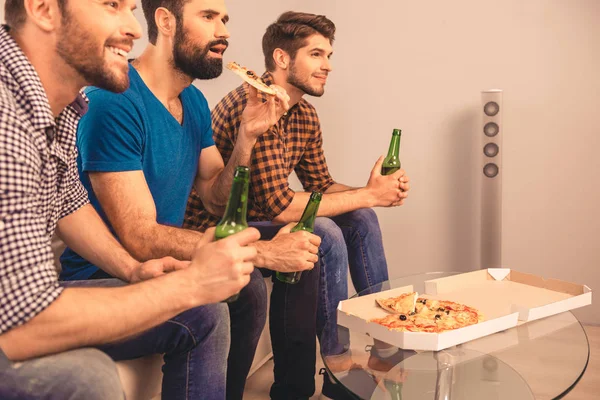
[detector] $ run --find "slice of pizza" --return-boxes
[226,61,277,95]
[375,292,418,315]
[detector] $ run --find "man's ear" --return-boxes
[273,48,291,70]
[155,7,177,40]
[23,0,61,32]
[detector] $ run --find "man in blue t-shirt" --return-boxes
[60,0,324,398]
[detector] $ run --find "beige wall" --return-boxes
[210,0,600,324]
[3,1,598,324]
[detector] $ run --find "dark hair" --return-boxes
[262,11,336,72]
[4,0,67,29]
[141,0,189,45]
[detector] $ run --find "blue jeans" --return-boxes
[84,270,267,400]
[314,208,390,356]
[0,278,231,400]
[0,347,124,400]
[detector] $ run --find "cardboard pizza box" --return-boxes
[336,269,592,351]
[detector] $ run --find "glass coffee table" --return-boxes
[322,272,590,399]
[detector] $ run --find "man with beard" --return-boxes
[184,11,412,399]
[0,0,260,399]
[59,0,322,398]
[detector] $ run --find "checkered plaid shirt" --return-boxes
[0,26,89,334]
[184,72,334,232]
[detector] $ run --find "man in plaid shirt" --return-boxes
[184,11,412,399]
[0,1,260,399]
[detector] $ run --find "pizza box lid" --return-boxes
[336,269,591,351]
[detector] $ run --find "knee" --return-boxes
[347,208,381,231]
[313,217,345,252]
[171,303,231,355]
[39,348,124,400]
[72,349,124,400]
[196,303,231,344]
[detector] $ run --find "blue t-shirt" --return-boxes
[60,65,214,280]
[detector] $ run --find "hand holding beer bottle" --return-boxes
[276,191,322,284]
[215,166,251,302]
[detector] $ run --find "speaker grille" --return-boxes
[484,143,499,157]
[484,122,499,137]
[483,163,499,178]
[484,101,500,116]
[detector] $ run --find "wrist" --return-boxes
[124,258,142,283]
[250,240,271,269]
[238,125,258,147]
[358,187,376,208]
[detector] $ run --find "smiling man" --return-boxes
[0,0,261,399]
[58,0,323,399]
[184,11,412,399]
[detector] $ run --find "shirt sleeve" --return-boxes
[294,113,335,194]
[78,89,144,173]
[213,88,295,221]
[57,145,89,220]
[0,110,63,334]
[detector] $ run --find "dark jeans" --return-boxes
[251,222,320,400]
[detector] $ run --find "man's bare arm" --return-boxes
[0,228,259,361]
[274,157,410,223]
[194,137,256,217]
[56,204,144,281]
[89,170,319,273]
[88,170,203,263]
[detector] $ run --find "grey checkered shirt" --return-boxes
[0,26,89,334]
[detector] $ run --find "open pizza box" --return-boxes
[337,268,592,351]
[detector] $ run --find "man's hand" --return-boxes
[186,227,261,304]
[364,156,410,207]
[130,257,190,283]
[239,85,290,140]
[253,223,321,272]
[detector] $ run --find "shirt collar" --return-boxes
[0,25,56,131]
[0,26,88,128]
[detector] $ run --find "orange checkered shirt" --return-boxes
[184,72,335,232]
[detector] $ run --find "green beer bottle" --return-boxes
[384,379,403,400]
[275,191,322,284]
[215,166,250,302]
[381,129,402,175]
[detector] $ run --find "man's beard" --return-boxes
[55,9,130,93]
[287,60,325,97]
[172,22,226,80]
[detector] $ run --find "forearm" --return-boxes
[273,188,375,223]
[200,130,256,215]
[326,182,356,193]
[0,273,197,361]
[57,204,139,281]
[125,224,203,262]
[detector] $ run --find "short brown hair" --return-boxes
[4,0,67,29]
[262,11,336,72]
[141,0,190,45]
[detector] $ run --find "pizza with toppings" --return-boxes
[371,292,484,333]
[226,61,277,95]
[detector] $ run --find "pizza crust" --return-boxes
[375,292,418,314]
[226,61,277,95]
